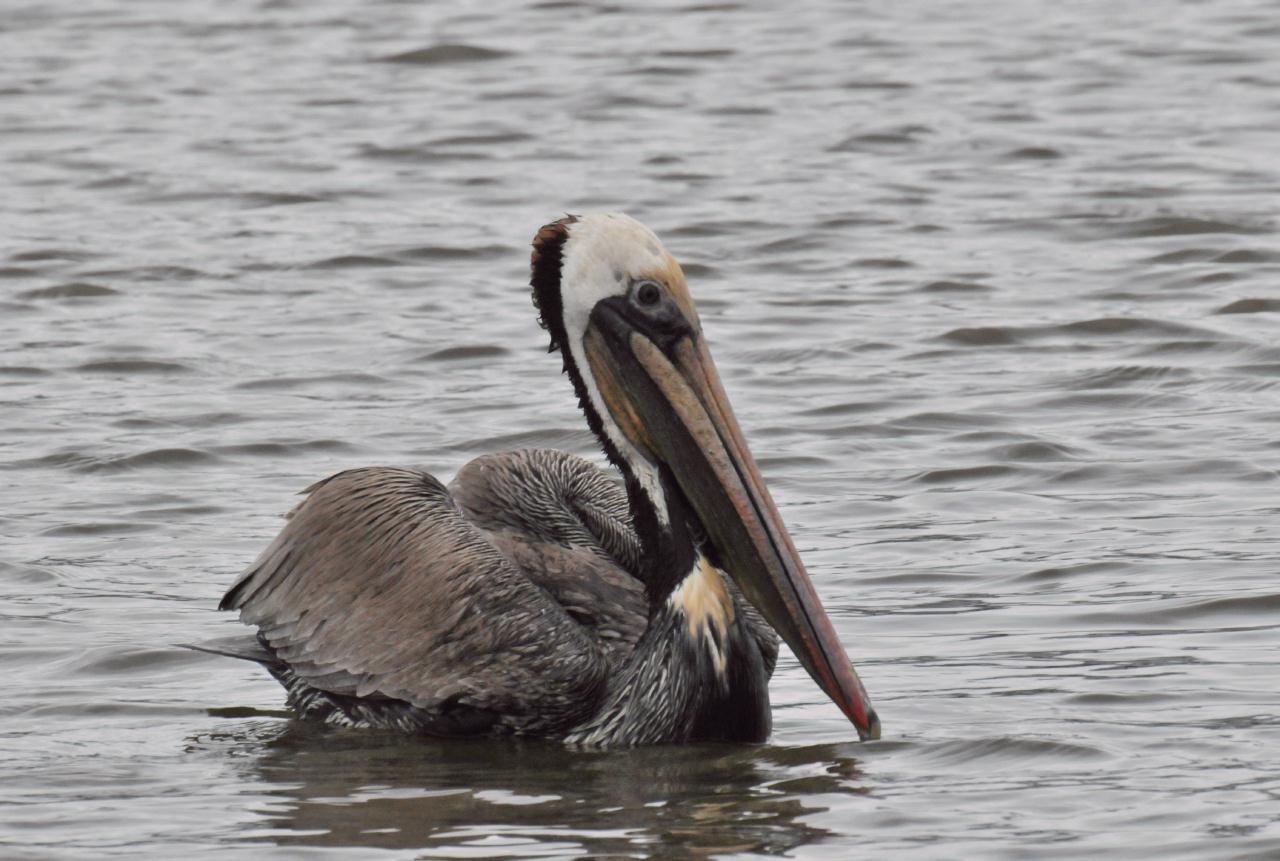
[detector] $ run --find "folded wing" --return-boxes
[221,464,622,736]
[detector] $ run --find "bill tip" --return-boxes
[861,708,882,741]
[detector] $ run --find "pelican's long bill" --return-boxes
[583,299,881,741]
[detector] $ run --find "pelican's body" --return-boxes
[204,214,878,747]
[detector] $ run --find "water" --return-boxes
[2,0,1278,857]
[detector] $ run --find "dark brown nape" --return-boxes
[529,215,579,355]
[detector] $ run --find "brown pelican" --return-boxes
[198,214,879,747]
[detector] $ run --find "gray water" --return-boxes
[2,0,1279,858]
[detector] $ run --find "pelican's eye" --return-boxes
[634,280,663,308]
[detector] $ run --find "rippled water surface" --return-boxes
[3,0,1279,858]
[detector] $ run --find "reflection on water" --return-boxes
[191,720,865,859]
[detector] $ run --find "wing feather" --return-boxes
[222,466,609,735]
[448,449,648,662]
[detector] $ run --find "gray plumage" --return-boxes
[214,448,776,745]
[216,447,778,742]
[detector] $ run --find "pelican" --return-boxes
[198,214,879,747]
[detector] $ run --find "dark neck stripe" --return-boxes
[529,216,637,528]
[530,215,577,355]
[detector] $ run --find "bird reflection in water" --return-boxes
[189,719,870,858]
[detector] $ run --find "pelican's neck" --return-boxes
[564,548,771,747]
[620,463,700,602]
[560,464,772,748]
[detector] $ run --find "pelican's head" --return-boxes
[530,213,880,742]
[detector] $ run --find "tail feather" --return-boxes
[180,635,276,665]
